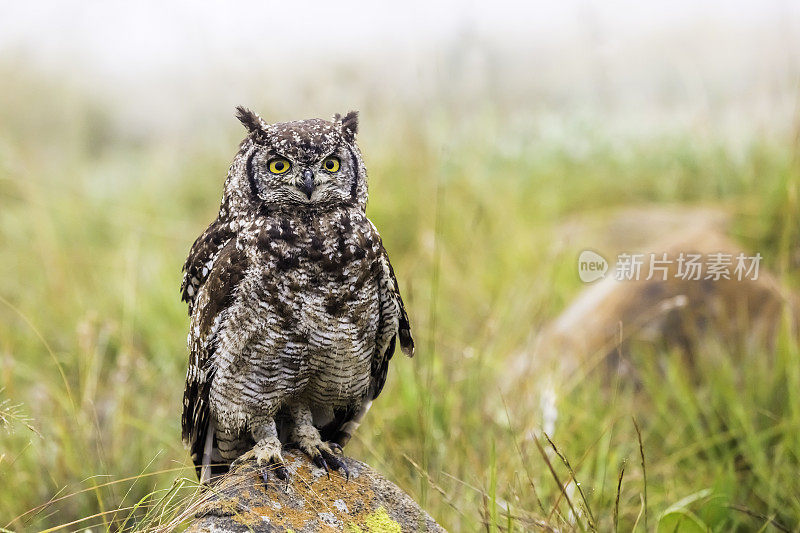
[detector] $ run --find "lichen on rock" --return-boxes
[186,450,445,532]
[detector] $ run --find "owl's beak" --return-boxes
[299,169,315,199]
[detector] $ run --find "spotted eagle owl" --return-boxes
[180,107,414,483]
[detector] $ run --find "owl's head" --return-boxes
[222,106,367,216]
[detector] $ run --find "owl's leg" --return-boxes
[217,430,252,460]
[215,428,251,477]
[233,417,288,483]
[289,403,349,479]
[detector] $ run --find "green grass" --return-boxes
[0,77,798,531]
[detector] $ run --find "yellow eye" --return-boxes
[322,156,340,173]
[268,158,291,174]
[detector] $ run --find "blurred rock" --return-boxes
[554,205,732,254]
[186,449,445,533]
[511,206,799,391]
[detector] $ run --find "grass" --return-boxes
[0,74,798,531]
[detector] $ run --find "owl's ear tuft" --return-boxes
[336,110,359,143]
[235,106,267,139]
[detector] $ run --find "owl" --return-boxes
[180,107,414,484]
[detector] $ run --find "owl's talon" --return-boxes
[259,458,289,485]
[328,442,344,455]
[313,453,333,480]
[320,446,349,480]
[273,462,290,482]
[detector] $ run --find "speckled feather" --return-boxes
[181,108,413,480]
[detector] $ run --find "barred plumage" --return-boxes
[181,107,413,483]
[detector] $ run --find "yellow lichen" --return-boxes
[363,507,402,533]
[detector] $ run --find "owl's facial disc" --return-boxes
[249,133,353,207]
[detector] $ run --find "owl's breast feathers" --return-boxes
[181,206,413,468]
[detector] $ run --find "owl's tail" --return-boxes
[199,423,216,484]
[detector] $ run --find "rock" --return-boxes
[504,206,799,435]
[185,449,445,533]
[515,206,799,381]
[533,228,796,376]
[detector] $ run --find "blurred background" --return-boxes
[1,1,799,530]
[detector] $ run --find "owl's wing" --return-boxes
[371,243,415,394]
[182,238,247,480]
[324,242,414,446]
[180,216,235,315]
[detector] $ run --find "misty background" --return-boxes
[2,0,798,140]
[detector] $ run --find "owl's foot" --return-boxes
[314,443,350,481]
[292,441,349,480]
[234,437,289,484]
[292,429,349,480]
[289,403,350,480]
[297,440,349,480]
